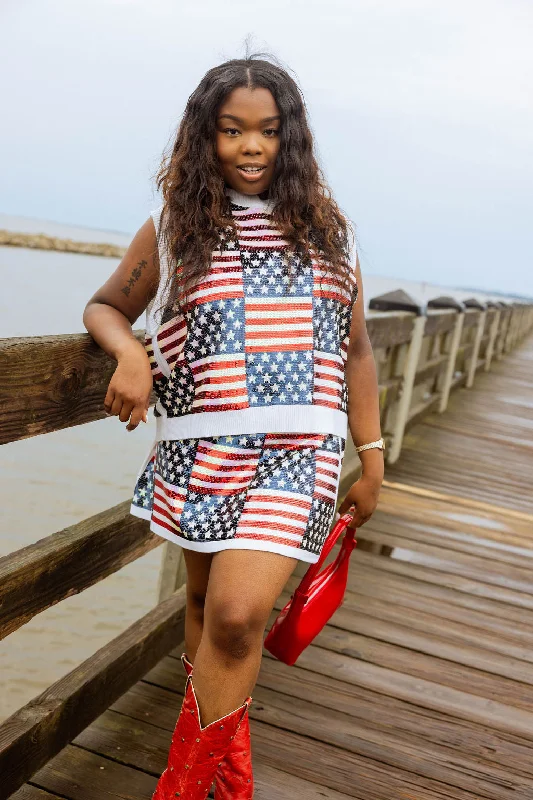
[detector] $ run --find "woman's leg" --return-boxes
[182,549,214,662]
[192,549,298,725]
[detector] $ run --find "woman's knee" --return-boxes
[187,585,207,619]
[206,598,267,660]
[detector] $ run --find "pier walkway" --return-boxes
[3,302,533,799]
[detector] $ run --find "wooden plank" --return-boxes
[424,309,457,336]
[29,746,157,800]
[362,513,533,568]
[0,330,146,445]
[161,653,533,780]
[351,568,533,638]
[405,394,441,431]
[249,719,489,800]
[78,674,499,800]
[365,312,416,348]
[374,485,533,546]
[0,502,159,640]
[346,560,533,627]
[141,659,533,795]
[350,548,533,609]
[284,572,533,662]
[462,310,482,329]
[341,590,533,664]
[349,530,533,593]
[413,353,448,386]
[304,624,533,718]
[255,655,533,778]
[10,788,63,800]
[28,740,355,800]
[263,642,533,740]
[0,588,186,798]
[381,480,533,524]
[79,691,533,800]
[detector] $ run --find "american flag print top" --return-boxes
[130,187,358,563]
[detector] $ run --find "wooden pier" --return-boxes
[1,294,532,799]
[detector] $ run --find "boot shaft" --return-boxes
[153,674,251,800]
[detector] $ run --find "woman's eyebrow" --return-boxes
[218,114,281,123]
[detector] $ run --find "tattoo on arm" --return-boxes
[121,259,148,297]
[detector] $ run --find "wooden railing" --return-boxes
[0,291,532,797]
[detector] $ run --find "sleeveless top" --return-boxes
[145,186,358,442]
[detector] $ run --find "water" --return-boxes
[0,213,519,722]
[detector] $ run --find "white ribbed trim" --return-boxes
[153,403,348,441]
[225,187,275,211]
[129,504,321,563]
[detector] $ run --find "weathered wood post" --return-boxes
[503,303,519,353]
[463,298,486,388]
[427,296,465,413]
[484,301,501,372]
[494,301,508,360]
[157,541,188,602]
[502,302,514,355]
[368,290,426,465]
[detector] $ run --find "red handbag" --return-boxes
[264,511,357,665]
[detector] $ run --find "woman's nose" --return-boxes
[242,134,263,155]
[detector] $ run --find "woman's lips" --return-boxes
[236,166,267,182]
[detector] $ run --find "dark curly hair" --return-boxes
[155,52,356,314]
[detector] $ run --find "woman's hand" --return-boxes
[104,341,153,431]
[337,470,383,529]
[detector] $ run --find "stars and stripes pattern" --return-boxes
[131,432,346,563]
[145,196,357,420]
[132,192,357,563]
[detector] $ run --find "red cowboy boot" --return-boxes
[181,653,254,799]
[153,671,251,800]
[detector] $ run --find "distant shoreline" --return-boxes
[0,230,126,258]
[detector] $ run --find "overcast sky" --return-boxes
[1,0,531,295]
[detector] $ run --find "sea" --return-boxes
[0,211,519,722]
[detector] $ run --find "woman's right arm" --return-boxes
[83,217,160,431]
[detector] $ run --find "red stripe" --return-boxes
[247,316,312,326]
[313,398,341,409]
[315,356,343,368]
[315,370,343,384]
[195,372,245,385]
[245,493,312,510]
[234,531,303,547]
[240,506,309,525]
[315,385,342,398]
[193,359,246,375]
[194,386,248,401]
[245,342,311,352]
[246,301,312,311]
[246,329,311,340]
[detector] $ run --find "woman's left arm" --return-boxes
[338,251,384,528]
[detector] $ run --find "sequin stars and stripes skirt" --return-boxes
[130,432,346,563]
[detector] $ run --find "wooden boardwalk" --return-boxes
[13,336,533,799]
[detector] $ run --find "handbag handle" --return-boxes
[296,512,355,596]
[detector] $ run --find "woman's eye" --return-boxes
[224,128,240,136]
[264,128,279,137]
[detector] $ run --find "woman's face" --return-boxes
[216,86,281,196]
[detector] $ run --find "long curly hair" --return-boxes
[155,52,356,316]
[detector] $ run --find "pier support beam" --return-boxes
[427,297,465,413]
[157,542,188,602]
[463,299,486,388]
[368,290,425,466]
